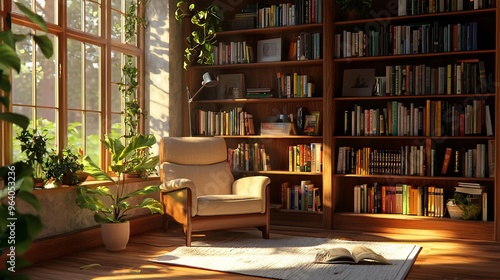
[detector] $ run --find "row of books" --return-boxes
[256,0,323,28]
[194,108,255,136]
[289,143,323,173]
[381,60,489,96]
[280,180,321,212]
[227,143,271,172]
[397,0,495,16]
[335,21,478,58]
[337,141,494,178]
[345,100,493,137]
[213,41,252,65]
[354,183,446,217]
[293,32,322,61]
[276,72,316,98]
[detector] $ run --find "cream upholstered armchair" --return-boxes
[159,137,271,246]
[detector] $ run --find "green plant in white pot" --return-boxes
[75,134,163,251]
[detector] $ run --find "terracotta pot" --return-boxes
[101,221,130,251]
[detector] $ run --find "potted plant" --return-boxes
[44,148,85,186]
[0,2,52,278]
[75,133,163,251]
[447,193,482,220]
[336,0,373,20]
[16,128,50,187]
[175,0,224,69]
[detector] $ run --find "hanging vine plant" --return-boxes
[118,0,148,138]
[175,0,224,69]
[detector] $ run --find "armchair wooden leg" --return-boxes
[184,224,192,247]
[258,224,270,239]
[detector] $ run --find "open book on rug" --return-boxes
[314,245,391,265]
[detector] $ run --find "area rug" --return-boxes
[150,231,421,280]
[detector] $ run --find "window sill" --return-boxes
[32,176,161,195]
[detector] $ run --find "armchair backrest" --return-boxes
[159,137,234,196]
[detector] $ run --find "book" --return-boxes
[441,147,452,175]
[314,246,391,265]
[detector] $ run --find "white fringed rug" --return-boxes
[150,231,421,280]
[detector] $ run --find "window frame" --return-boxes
[1,0,146,170]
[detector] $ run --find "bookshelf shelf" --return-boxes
[334,8,496,26]
[217,23,323,37]
[194,97,323,104]
[235,170,323,176]
[189,59,323,70]
[333,50,496,63]
[183,1,499,241]
[333,174,495,182]
[220,135,323,140]
[335,93,495,101]
[334,136,494,140]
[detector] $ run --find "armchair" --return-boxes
[159,137,271,246]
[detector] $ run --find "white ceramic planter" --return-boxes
[101,220,130,251]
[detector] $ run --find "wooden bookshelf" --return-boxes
[182,1,499,241]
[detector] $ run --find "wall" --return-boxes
[19,179,160,239]
[146,0,184,147]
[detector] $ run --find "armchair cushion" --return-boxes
[197,195,262,216]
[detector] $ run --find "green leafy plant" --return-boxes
[336,0,373,19]
[452,193,481,220]
[0,2,53,278]
[175,0,224,69]
[16,128,50,182]
[118,56,145,138]
[75,134,162,223]
[44,148,84,186]
[124,0,149,42]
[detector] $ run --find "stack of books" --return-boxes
[246,88,273,98]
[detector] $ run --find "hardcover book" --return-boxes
[314,246,391,265]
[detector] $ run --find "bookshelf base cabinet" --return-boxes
[334,213,494,241]
[182,1,499,242]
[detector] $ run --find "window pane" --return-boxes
[12,25,33,106]
[11,106,34,162]
[67,39,83,109]
[85,0,101,35]
[67,0,101,35]
[111,84,121,112]
[85,44,101,111]
[36,0,58,24]
[35,33,58,108]
[12,0,32,13]
[86,112,101,163]
[111,10,123,42]
[110,113,122,138]
[67,0,82,31]
[67,110,83,151]
[111,0,121,10]
[67,39,101,111]
[36,108,58,150]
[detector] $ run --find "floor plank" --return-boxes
[20,224,500,279]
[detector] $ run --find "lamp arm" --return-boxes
[188,84,206,103]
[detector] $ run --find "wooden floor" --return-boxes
[21,224,500,280]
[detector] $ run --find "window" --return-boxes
[3,0,145,169]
